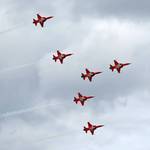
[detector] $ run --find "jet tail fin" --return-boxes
[83,127,88,133]
[53,55,57,62]
[81,73,85,80]
[74,97,78,104]
[33,19,38,26]
[109,64,115,71]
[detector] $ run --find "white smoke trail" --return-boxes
[0,62,36,75]
[36,130,79,144]
[0,23,25,35]
[0,102,64,119]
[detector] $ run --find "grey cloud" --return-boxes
[71,0,150,20]
[0,0,150,149]
[0,92,150,150]
[7,0,150,21]
[0,66,39,114]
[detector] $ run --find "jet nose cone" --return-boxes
[90,96,94,99]
[96,71,102,74]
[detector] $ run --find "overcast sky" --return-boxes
[0,0,150,150]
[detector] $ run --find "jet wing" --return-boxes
[88,76,92,82]
[86,68,90,74]
[37,14,42,19]
[114,60,119,65]
[78,92,82,97]
[81,101,84,106]
[57,50,61,55]
[90,130,94,135]
[117,68,121,73]
[88,122,92,128]
[40,22,44,27]
[59,58,63,64]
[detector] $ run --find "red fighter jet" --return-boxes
[33,14,53,27]
[109,60,131,73]
[81,68,102,82]
[83,122,104,135]
[74,92,94,106]
[53,50,73,64]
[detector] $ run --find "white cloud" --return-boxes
[0,1,150,149]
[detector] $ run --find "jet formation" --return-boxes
[74,92,94,106]
[83,122,104,135]
[81,68,102,82]
[33,14,53,27]
[109,60,131,73]
[31,13,132,136]
[53,50,73,64]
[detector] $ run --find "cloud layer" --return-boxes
[0,0,150,150]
